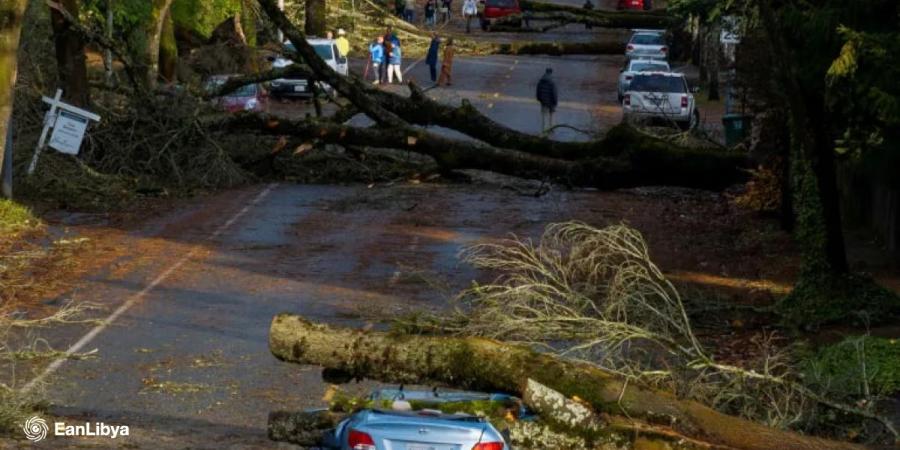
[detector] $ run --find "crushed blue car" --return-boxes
[320,388,527,450]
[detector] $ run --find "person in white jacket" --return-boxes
[462,0,477,33]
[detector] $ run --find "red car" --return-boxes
[479,0,522,30]
[617,0,651,10]
[205,75,269,113]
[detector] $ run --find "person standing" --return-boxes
[441,0,452,23]
[426,33,441,83]
[535,67,558,133]
[369,36,385,84]
[462,0,477,33]
[388,42,403,83]
[425,0,436,27]
[404,0,416,22]
[582,0,593,29]
[335,29,350,58]
[437,37,455,86]
[381,29,393,84]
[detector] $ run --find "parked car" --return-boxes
[625,31,668,60]
[322,389,520,450]
[269,38,349,98]
[479,0,522,30]
[617,58,671,102]
[616,0,643,10]
[622,72,699,130]
[205,75,268,113]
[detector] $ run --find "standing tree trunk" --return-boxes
[305,0,326,37]
[0,0,28,195]
[158,7,177,84]
[50,0,89,107]
[144,0,175,88]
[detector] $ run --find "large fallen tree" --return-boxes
[268,314,867,450]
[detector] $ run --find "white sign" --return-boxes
[27,89,101,175]
[49,110,90,155]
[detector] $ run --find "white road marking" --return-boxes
[19,183,278,394]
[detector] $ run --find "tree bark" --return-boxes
[268,409,345,446]
[518,0,670,28]
[268,314,866,450]
[50,0,89,107]
[158,7,177,84]
[145,0,175,88]
[0,0,28,188]
[305,0,326,37]
[707,21,720,101]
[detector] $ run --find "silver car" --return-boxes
[622,72,699,130]
[270,39,349,97]
[617,59,671,102]
[625,32,668,60]
[327,390,514,450]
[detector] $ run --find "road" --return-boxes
[5,4,638,449]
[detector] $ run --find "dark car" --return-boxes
[480,0,522,30]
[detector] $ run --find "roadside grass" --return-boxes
[0,200,39,236]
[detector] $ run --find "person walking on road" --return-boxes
[462,0,477,33]
[369,36,385,84]
[404,0,416,22]
[582,0,593,29]
[535,67,558,133]
[437,38,455,86]
[335,29,350,57]
[426,34,441,83]
[387,42,403,84]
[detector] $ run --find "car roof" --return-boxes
[307,38,336,45]
[631,28,665,35]
[629,59,669,66]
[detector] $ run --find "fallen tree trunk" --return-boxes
[268,409,345,446]
[520,0,671,26]
[495,10,668,30]
[493,40,624,55]
[219,113,747,190]
[268,314,866,450]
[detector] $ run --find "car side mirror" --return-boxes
[691,86,700,93]
[339,56,348,64]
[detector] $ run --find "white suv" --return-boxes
[622,72,699,130]
[270,38,349,98]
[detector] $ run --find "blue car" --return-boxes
[324,389,519,450]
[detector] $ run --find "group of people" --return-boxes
[367,30,455,87]
[325,29,350,58]
[397,0,454,26]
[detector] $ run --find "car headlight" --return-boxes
[244,98,259,110]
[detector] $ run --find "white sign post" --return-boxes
[27,89,101,175]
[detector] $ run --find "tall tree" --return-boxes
[50,0,90,106]
[754,0,900,325]
[158,7,177,83]
[305,0,326,37]
[0,0,28,194]
[144,0,175,88]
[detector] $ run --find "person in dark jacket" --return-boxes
[582,0,593,29]
[381,28,394,83]
[426,34,441,82]
[535,67,558,133]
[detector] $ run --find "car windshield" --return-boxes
[313,44,333,60]
[630,62,668,72]
[629,74,685,93]
[486,0,517,8]
[630,34,663,45]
